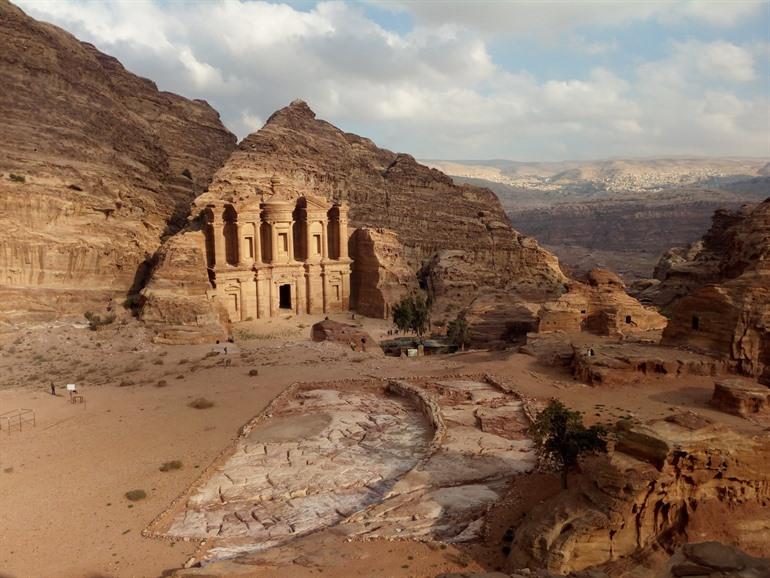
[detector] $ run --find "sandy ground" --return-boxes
[0,312,763,578]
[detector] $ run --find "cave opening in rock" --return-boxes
[279,284,292,309]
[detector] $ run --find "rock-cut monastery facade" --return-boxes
[202,196,352,322]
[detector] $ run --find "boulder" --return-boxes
[310,319,381,354]
[710,379,770,418]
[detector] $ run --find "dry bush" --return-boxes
[159,460,182,472]
[124,489,146,501]
[248,368,259,376]
[188,397,214,409]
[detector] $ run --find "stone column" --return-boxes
[338,217,349,260]
[321,220,329,260]
[252,221,262,265]
[270,222,278,264]
[211,216,226,269]
[305,219,313,262]
[235,222,244,266]
[269,280,275,317]
[287,221,295,262]
[321,269,328,313]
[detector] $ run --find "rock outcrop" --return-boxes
[310,319,380,353]
[0,0,236,322]
[537,269,667,337]
[661,542,770,578]
[654,200,770,384]
[710,379,770,418]
[143,100,567,335]
[508,414,770,574]
[348,227,417,319]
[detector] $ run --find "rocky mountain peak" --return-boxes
[265,98,317,128]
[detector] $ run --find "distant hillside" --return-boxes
[432,158,769,280]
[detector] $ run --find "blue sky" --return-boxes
[16,0,770,160]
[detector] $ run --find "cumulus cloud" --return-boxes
[14,0,769,160]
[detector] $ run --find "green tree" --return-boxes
[392,294,431,342]
[447,313,471,351]
[530,400,608,489]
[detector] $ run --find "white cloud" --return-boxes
[13,0,770,160]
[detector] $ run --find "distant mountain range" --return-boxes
[423,158,770,280]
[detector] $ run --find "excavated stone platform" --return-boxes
[157,377,535,563]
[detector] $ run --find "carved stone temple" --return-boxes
[203,196,352,322]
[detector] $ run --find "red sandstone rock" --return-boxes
[310,319,380,354]
[710,378,770,418]
[0,1,236,322]
[537,268,667,337]
[144,100,568,339]
[508,415,770,573]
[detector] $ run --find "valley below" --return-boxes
[427,158,769,280]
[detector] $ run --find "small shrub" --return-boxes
[9,173,25,183]
[188,397,214,409]
[248,368,259,377]
[159,460,182,472]
[84,311,116,330]
[123,294,144,310]
[124,489,146,501]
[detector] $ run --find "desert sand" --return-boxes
[0,312,762,578]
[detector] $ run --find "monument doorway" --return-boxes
[279,284,292,309]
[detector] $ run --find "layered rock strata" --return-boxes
[156,377,535,563]
[710,379,770,418]
[508,414,770,573]
[537,269,666,337]
[655,200,770,383]
[142,101,567,336]
[0,0,236,321]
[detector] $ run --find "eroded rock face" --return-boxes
[650,200,770,384]
[166,386,432,558]
[710,379,770,418]
[508,414,770,573]
[140,231,227,344]
[537,269,667,337]
[159,377,536,563]
[310,319,380,354]
[144,100,567,334]
[348,227,417,318]
[0,1,236,321]
[662,542,770,578]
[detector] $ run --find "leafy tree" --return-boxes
[447,313,471,351]
[392,294,431,342]
[530,400,608,489]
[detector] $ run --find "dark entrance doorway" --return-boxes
[279,284,291,309]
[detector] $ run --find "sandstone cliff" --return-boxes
[649,200,770,383]
[144,100,567,335]
[509,414,770,574]
[0,0,236,321]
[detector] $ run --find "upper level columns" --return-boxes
[210,214,226,269]
[321,220,329,260]
[338,217,349,260]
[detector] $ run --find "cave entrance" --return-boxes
[279,284,292,310]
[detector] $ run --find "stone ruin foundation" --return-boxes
[146,375,536,563]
